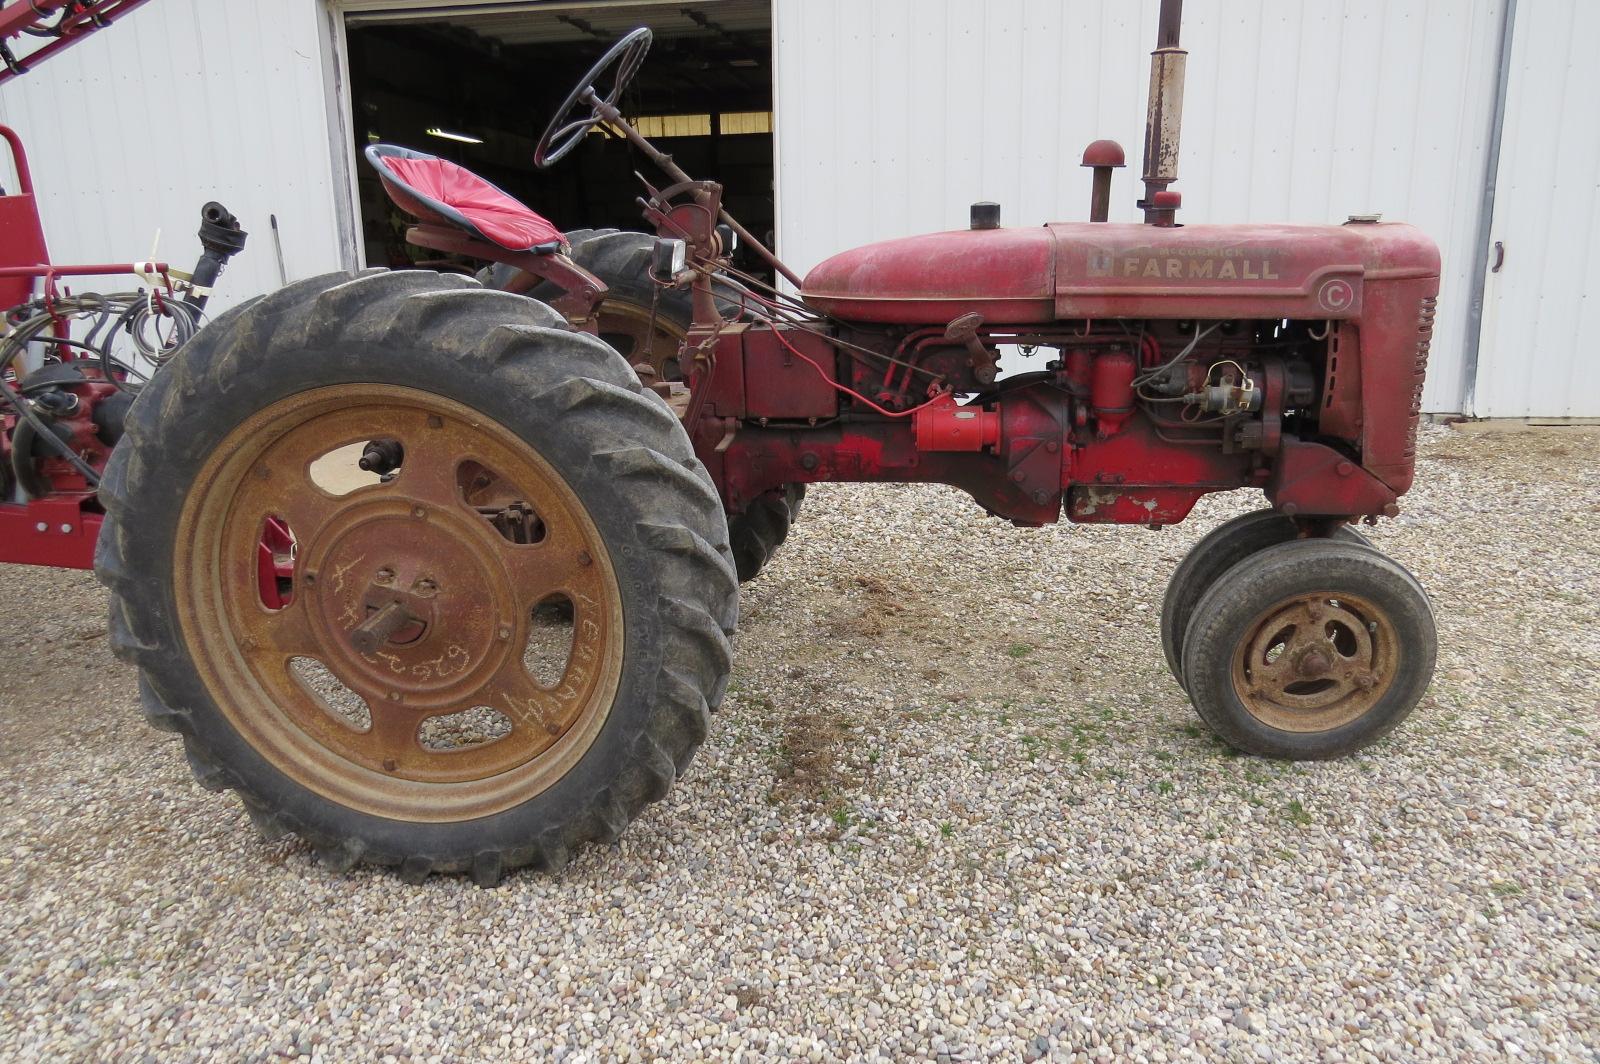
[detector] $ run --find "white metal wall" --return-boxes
[1471,0,1600,419]
[0,0,348,314]
[0,1,1519,413]
[773,0,1507,413]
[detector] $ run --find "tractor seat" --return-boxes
[365,143,566,253]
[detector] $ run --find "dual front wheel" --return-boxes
[1161,510,1436,760]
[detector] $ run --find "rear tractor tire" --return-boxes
[96,269,738,883]
[1180,538,1436,760]
[483,229,804,583]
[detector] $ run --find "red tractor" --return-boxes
[99,3,1439,884]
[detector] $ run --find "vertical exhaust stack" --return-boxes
[1140,0,1187,224]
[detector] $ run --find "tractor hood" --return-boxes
[800,221,1440,324]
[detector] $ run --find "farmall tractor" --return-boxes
[98,2,1439,884]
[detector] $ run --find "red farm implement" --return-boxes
[0,0,246,570]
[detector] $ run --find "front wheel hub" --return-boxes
[1233,592,1397,732]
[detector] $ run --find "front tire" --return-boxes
[1180,539,1436,760]
[96,270,738,883]
[1160,508,1369,688]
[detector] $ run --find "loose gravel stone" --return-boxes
[0,424,1596,1062]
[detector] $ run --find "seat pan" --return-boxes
[365,143,565,253]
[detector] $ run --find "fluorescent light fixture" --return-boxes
[425,127,483,145]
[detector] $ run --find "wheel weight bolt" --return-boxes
[382,758,397,772]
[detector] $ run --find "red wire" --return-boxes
[757,320,949,418]
[1142,332,1161,367]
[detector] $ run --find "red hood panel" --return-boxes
[801,228,1056,324]
[1048,221,1439,320]
[800,222,1438,325]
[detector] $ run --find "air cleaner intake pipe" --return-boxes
[1139,0,1186,224]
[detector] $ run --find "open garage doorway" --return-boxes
[344,1,773,277]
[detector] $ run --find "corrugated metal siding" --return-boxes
[1472,0,1600,419]
[774,0,1506,413]
[0,0,345,314]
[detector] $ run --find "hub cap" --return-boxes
[1230,592,1396,732]
[176,386,624,821]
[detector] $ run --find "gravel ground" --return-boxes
[1,424,1596,1062]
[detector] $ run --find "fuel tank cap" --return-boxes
[971,202,1001,230]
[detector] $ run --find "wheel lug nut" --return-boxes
[386,692,401,702]
[412,506,426,519]
[498,623,512,640]
[382,758,397,772]
[577,551,592,567]
[376,567,394,583]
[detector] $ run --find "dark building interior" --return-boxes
[345,2,773,276]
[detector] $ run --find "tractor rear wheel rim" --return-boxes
[175,385,624,822]
[596,300,685,380]
[1230,591,1396,733]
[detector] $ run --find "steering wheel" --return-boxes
[534,27,653,169]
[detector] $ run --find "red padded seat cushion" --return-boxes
[373,150,564,251]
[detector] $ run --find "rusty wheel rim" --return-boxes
[595,300,686,380]
[175,385,624,822]
[1229,591,1396,733]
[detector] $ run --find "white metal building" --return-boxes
[0,0,1593,418]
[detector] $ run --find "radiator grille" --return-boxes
[1405,296,1436,458]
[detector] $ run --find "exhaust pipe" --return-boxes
[1140,0,1186,224]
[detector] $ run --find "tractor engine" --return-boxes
[689,216,1438,531]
